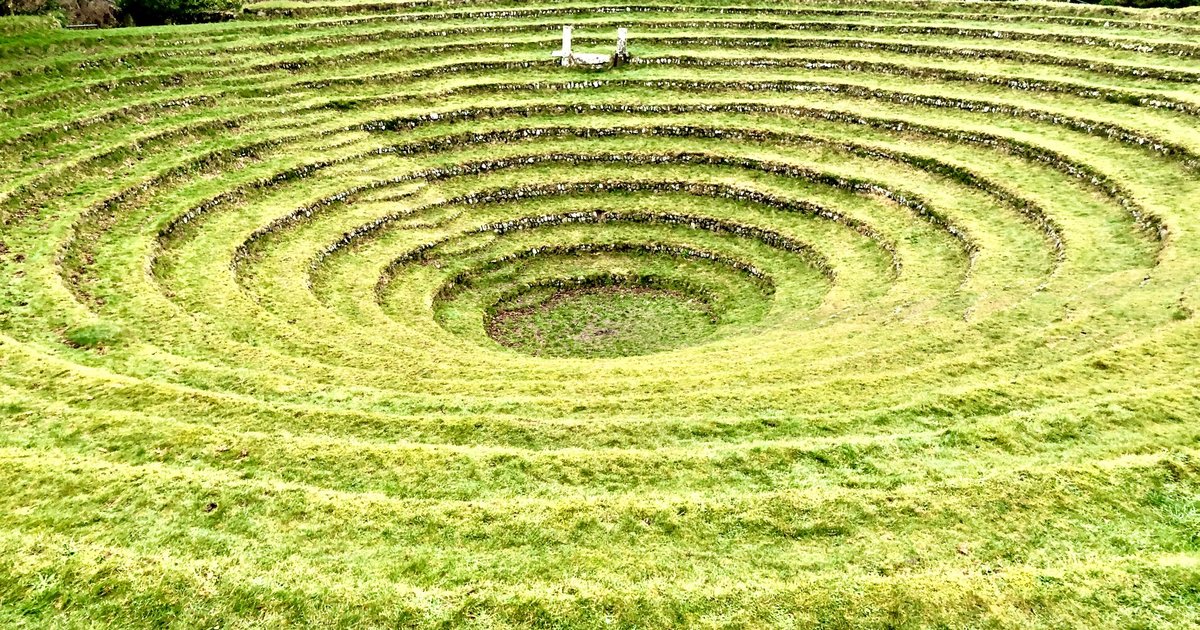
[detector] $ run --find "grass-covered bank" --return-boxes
[2,0,1200,627]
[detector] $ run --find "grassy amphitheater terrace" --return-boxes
[2,0,1200,626]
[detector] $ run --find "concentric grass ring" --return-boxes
[2,1,1200,626]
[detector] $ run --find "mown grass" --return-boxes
[2,0,1200,627]
[487,285,719,357]
[0,16,60,37]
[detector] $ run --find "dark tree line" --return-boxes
[0,0,240,26]
[2,0,1195,32]
[2,0,119,26]
[1070,0,1198,7]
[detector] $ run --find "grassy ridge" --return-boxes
[2,0,1200,627]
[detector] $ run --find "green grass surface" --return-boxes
[487,284,719,357]
[0,16,59,37]
[2,0,1200,627]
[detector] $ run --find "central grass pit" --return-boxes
[486,284,719,358]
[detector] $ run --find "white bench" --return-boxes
[552,26,629,68]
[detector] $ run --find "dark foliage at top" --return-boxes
[1,0,118,26]
[116,0,240,25]
[1,0,240,25]
[1098,0,1197,7]
[1042,0,1197,7]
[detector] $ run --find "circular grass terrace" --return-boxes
[1,1,1200,627]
